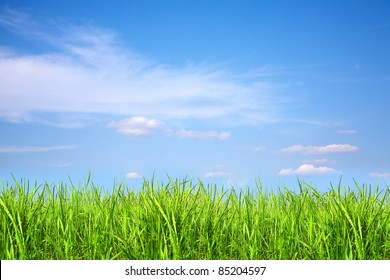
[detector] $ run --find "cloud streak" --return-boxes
[280,144,359,155]
[337,130,357,134]
[0,145,76,153]
[107,116,231,140]
[177,130,230,140]
[203,171,231,178]
[370,172,390,178]
[0,8,282,128]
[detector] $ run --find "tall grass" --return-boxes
[0,176,389,260]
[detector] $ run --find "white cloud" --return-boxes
[107,117,166,137]
[280,144,359,155]
[370,172,390,178]
[337,130,357,134]
[177,130,230,140]
[108,117,231,139]
[0,145,76,153]
[126,172,143,179]
[203,171,231,178]
[278,164,339,176]
[0,8,282,127]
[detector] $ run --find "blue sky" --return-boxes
[1,1,390,191]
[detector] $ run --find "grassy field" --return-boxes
[0,176,389,260]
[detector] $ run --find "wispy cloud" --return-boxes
[337,130,357,134]
[278,164,339,176]
[0,145,76,153]
[254,146,265,152]
[107,117,167,137]
[177,130,230,140]
[280,144,359,155]
[107,117,232,140]
[126,172,143,179]
[370,172,390,178]
[0,8,282,128]
[0,7,34,33]
[203,171,231,178]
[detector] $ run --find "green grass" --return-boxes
[0,175,389,260]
